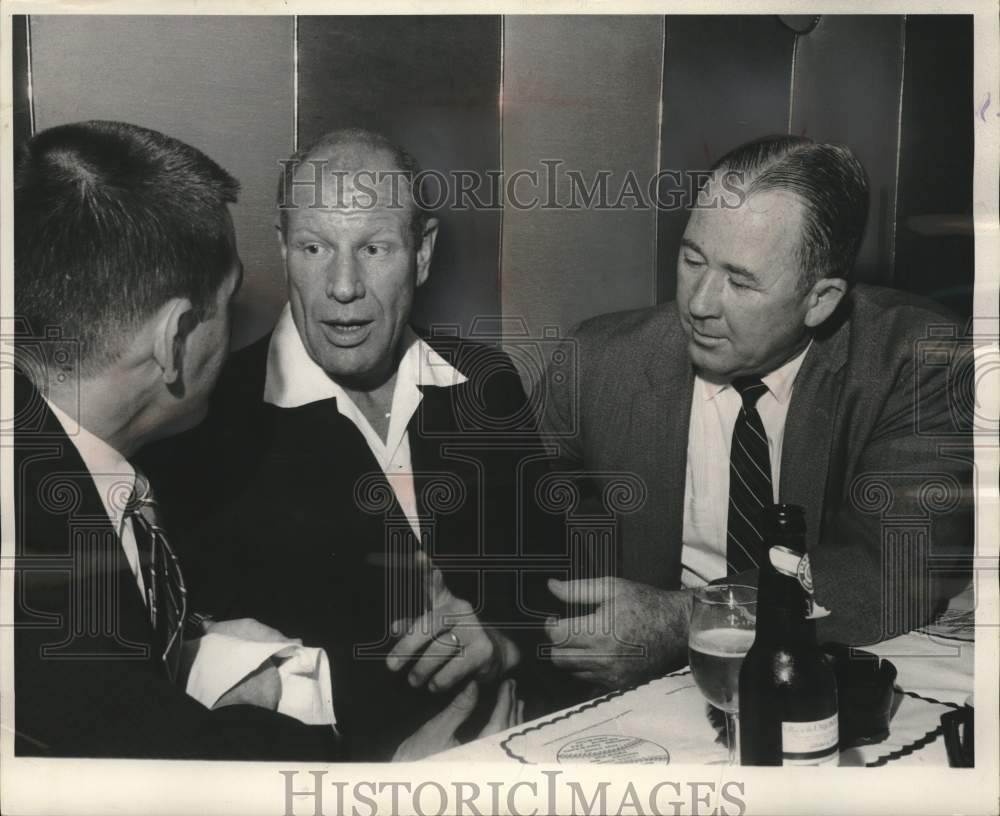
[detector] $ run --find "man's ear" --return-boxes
[151,297,197,389]
[415,218,438,288]
[804,277,848,328]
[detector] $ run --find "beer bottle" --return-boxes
[738,504,839,766]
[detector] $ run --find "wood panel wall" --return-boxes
[501,16,664,345]
[26,15,294,348]
[13,15,975,358]
[296,16,503,336]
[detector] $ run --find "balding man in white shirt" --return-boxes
[141,128,538,760]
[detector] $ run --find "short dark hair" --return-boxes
[710,135,870,285]
[276,127,429,244]
[15,120,240,374]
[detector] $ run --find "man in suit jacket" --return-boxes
[539,135,973,690]
[142,128,553,760]
[13,373,343,759]
[11,119,341,758]
[12,121,511,760]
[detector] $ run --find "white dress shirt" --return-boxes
[264,303,468,536]
[680,344,811,587]
[43,397,334,725]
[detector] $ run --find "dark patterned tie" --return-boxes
[126,472,187,682]
[726,377,773,575]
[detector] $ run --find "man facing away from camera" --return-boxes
[539,135,973,690]
[141,128,559,760]
[12,120,517,760]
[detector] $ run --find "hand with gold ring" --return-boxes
[436,629,462,651]
[385,551,521,692]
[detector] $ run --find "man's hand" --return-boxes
[545,577,692,689]
[392,678,523,761]
[386,552,520,692]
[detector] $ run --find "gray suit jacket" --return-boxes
[540,284,973,645]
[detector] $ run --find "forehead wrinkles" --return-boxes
[289,206,408,236]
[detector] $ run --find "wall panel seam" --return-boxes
[653,15,666,306]
[25,15,36,136]
[497,16,505,325]
[292,15,299,151]
[787,28,799,134]
[890,15,907,285]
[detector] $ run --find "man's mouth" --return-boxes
[689,323,726,346]
[320,319,374,347]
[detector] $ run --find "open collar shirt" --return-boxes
[263,303,468,537]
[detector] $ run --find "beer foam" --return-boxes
[689,627,756,657]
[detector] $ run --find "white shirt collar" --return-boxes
[264,303,468,409]
[43,397,135,532]
[699,341,812,404]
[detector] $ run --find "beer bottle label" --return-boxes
[781,713,839,765]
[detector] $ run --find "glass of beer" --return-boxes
[688,585,757,765]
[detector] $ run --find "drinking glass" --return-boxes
[688,584,757,765]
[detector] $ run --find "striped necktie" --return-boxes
[726,377,772,575]
[126,472,187,682]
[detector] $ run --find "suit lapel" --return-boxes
[780,314,851,550]
[15,376,154,658]
[624,310,693,585]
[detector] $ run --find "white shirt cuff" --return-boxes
[186,632,336,726]
[276,645,336,726]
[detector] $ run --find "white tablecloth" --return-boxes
[435,628,974,766]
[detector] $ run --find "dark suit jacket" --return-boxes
[540,285,973,645]
[12,373,339,760]
[140,333,563,759]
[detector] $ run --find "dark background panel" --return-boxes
[656,16,796,302]
[13,13,977,348]
[789,15,906,287]
[297,16,502,334]
[12,16,32,151]
[894,15,975,319]
[28,15,296,349]
[500,15,664,358]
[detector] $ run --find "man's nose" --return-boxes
[687,268,723,318]
[326,253,365,302]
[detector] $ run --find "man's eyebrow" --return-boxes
[680,237,758,282]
